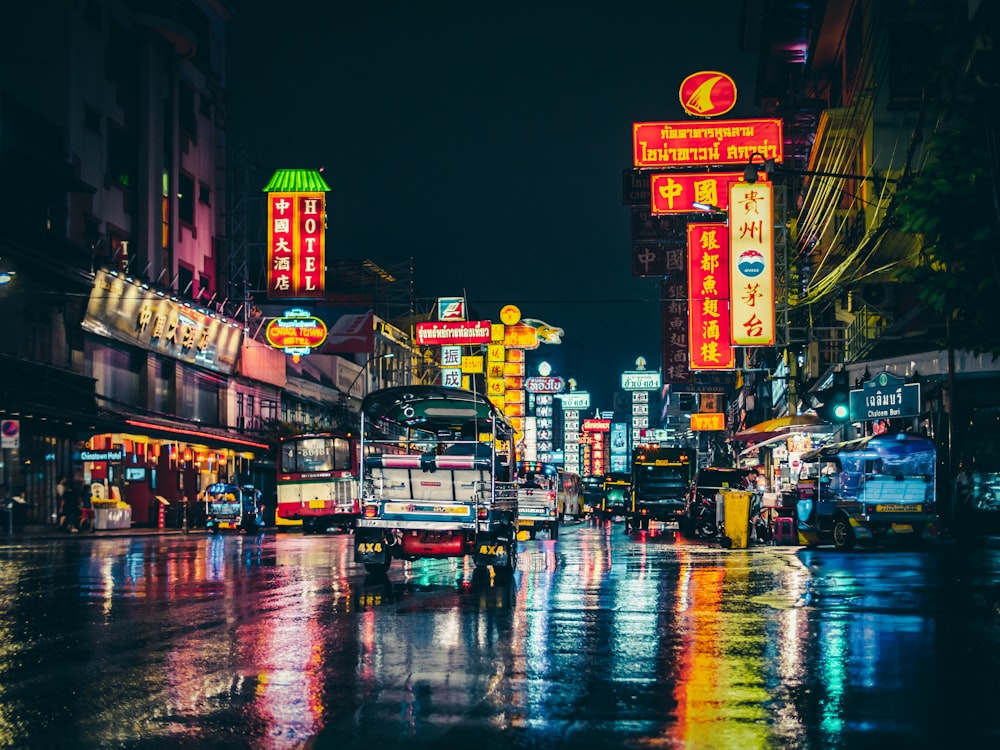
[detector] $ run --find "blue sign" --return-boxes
[850,371,921,421]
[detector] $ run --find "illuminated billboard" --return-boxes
[633,119,784,168]
[728,182,775,346]
[687,223,736,369]
[264,169,329,299]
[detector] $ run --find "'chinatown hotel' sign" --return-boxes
[263,169,329,299]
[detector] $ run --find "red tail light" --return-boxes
[477,507,489,519]
[363,505,378,518]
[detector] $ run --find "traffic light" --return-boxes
[815,370,851,423]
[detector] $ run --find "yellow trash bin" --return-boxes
[721,490,752,549]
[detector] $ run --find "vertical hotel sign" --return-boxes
[687,223,735,369]
[728,181,775,345]
[264,169,330,299]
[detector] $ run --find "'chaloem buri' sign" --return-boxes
[633,119,784,168]
[849,371,921,421]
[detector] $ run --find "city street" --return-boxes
[0,522,998,749]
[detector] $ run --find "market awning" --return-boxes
[731,414,832,445]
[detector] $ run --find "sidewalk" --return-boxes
[1,523,202,542]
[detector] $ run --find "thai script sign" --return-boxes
[415,320,492,345]
[621,371,662,391]
[687,223,736,369]
[633,119,784,168]
[524,376,566,394]
[729,181,775,345]
[850,371,921,420]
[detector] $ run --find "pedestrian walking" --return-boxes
[59,478,83,532]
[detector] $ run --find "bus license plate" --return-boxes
[308,500,326,509]
[875,504,921,513]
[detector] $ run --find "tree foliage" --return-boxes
[894,73,1000,354]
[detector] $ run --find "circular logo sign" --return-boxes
[679,71,737,118]
[736,248,766,278]
[499,304,521,326]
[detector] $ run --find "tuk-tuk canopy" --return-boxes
[361,385,514,440]
[801,432,935,462]
[801,432,936,480]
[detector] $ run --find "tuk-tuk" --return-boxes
[796,432,938,550]
[205,482,265,533]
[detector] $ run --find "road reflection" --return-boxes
[0,527,998,748]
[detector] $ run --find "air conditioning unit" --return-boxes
[859,283,895,309]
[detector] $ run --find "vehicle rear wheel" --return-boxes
[529,529,536,540]
[550,523,559,540]
[695,517,717,538]
[832,518,856,551]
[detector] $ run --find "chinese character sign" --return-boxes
[267,192,326,299]
[661,278,695,384]
[687,223,735,369]
[728,181,775,346]
[650,172,744,214]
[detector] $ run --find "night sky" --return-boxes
[226,0,759,410]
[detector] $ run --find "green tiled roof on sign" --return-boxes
[262,169,331,192]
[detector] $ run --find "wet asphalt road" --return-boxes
[0,522,999,749]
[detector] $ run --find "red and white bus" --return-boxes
[276,432,361,533]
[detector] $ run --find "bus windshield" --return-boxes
[280,436,352,474]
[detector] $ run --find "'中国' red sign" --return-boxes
[650,172,747,214]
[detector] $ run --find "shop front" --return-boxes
[83,418,270,528]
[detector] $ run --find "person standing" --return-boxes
[59,478,82,532]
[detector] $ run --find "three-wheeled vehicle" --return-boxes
[796,432,938,550]
[204,482,265,533]
[353,385,519,577]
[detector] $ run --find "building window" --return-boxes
[179,83,197,145]
[199,181,211,206]
[236,392,245,430]
[84,105,101,134]
[106,125,136,190]
[260,398,278,427]
[178,171,195,227]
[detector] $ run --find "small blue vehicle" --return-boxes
[205,482,265,533]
